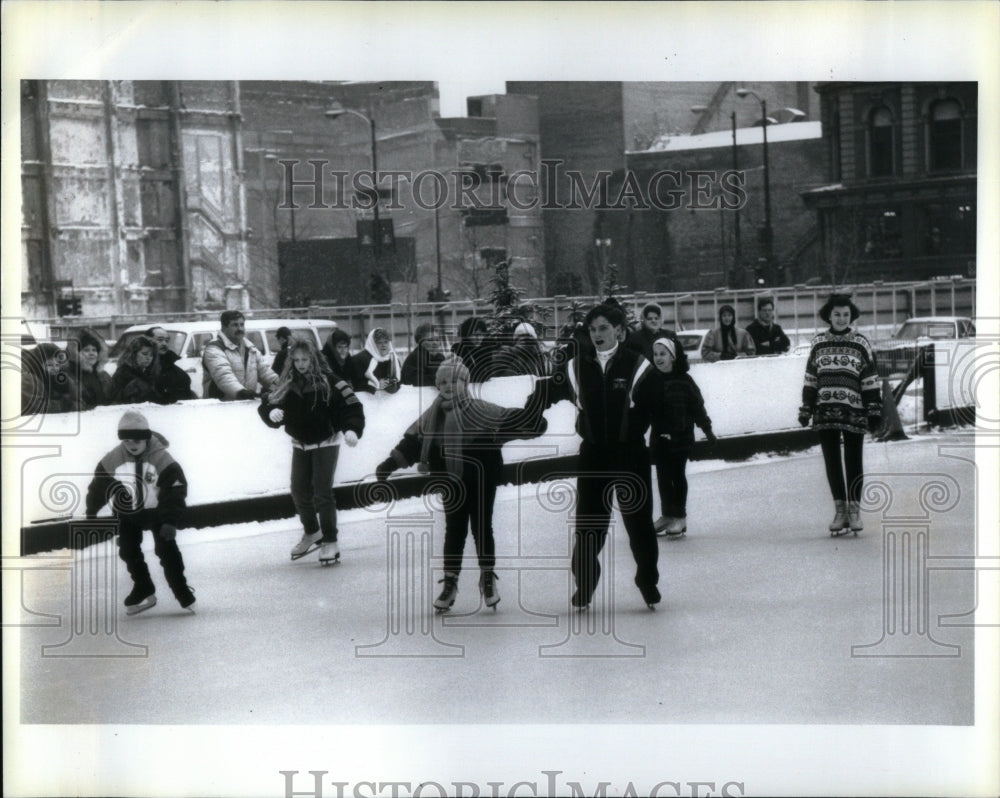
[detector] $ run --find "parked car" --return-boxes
[107,318,338,397]
[675,329,710,364]
[891,316,976,340]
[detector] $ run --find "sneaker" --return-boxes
[124,584,156,616]
[178,586,196,614]
[434,572,459,613]
[479,570,500,609]
[665,517,687,538]
[290,531,322,560]
[319,540,340,565]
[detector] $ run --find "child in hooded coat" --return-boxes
[85,410,196,615]
[374,356,547,612]
[633,337,717,537]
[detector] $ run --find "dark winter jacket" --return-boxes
[271,343,290,379]
[352,351,400,394]
[20,345,79,415]
[531,343,651,452]
[382,394,545,478]
[321,340,363,387]
[76,367,112,409]
[489,337,549,377]
[109,362,162,405]
[155,350,195,403]
[450,338,498,383]
[400,345,445,387]
[633,370,713,449]
[259,373,365,446]
[85,432,187,526]
[745,319,791,356]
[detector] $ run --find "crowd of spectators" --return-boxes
[20,296,796,417]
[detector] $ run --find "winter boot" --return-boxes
[479,570,500,610]
[124,582,157,616]
[653,516,673,535]
[665,516,687,538]
[318,540,341,566]
[848,501,863,532]
[829,500,849,535]
[434,572,459,613]
[290,530,322,560]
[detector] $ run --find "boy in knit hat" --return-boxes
[375,355,547,612]
[85,410,196,615]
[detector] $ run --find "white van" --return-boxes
[108,318,338,397]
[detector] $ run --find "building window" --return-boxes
[860,207,902,260]
[921,202,975,256]
[831,110,841,181]
[928,99,963,172]
[867,106,895,178]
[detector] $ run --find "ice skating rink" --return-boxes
[7,435,996,796]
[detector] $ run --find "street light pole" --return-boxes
[326,106,380,299]
[736,88,773,282]
[731,110,741,287]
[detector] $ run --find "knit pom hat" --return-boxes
[118,410,152,441]
[434,355,470,387]
[512,321,537,340]
[652,337,677,359]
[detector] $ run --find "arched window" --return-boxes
[928,99,963,172]
[867,106,895,178]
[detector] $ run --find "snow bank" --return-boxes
[14,359,811,524]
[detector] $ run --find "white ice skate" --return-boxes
[318,540,341,566]
[290,531,322,560]
[654,516,673,535]
[664,517,687,539]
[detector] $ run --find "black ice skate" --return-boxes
[319,540,341,566]
[177,586,196,614]
[479,570,500,610]
[637,581,661,611]
[124,584,157,616]
[434,572,459,613]
[570,588,592,612]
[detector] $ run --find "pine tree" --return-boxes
[486,260,552,337]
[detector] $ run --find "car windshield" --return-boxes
[676,334,702,351]
[894,322,956,340]
[109,330,184,358]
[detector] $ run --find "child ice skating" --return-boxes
[259,335,365,564]
[799,293,882,536]
[635,337,717,538]
[85,410,196,615]
[375,355,546,612]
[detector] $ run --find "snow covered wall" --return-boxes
[13,358,810,526]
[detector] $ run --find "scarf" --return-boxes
[362,329,401,390]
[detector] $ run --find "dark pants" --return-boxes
[290,445,340,542]
[117,513,189,600]
[572,442,659,602]
[818,429,865,502]
[654,443,690,518]
[441,457,500,575]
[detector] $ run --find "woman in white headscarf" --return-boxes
[353,327,401,394]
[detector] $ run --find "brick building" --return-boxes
[801,82,977,284]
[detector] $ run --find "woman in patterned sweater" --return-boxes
[799,294,882,535]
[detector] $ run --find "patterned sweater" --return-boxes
[801,328,882,434]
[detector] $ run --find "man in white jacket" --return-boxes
[202,311,279,400]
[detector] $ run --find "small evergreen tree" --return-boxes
[486,260,551,337]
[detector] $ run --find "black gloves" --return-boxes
[375,458,396,482]
[705,430,718,446]
[235,389,255,400]
[384,378,400,395]
[159,523,177,541]
[798,407,812,428]
[868,415,882,434]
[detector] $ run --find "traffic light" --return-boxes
[57,297,82,316]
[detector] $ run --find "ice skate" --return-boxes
[124,584,157,616]
[829,500,849,536]
[637,581,661,610]
[178,586,196,614]
[318,540,341,566]
[665,516,687,539]
[479,570,500,610]
[570,588,592,612]
[847,501,863,535]
[653,515,673,536]
[434,572,459,613]
[290,530,322,560]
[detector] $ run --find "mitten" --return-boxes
[868,415,882,434]
[705,429,718,446]
[375,457,396,482]
[159,523,177,542]
[384,378,401,394]
[536,416,548,435]
[236,389,255,400]
[344,430,359,447]
[798,407,812,427]
[268,407,284,423]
